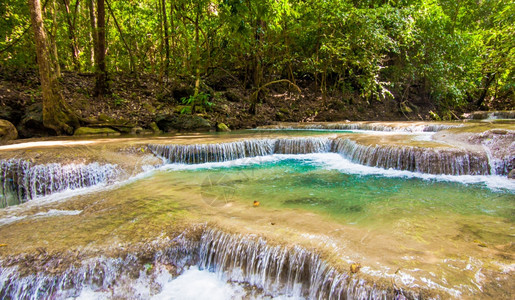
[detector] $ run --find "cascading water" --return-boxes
[149,137,494,176]
[0,159,121,207]
[478,131,515,176]
[261,123,462,132]
[0,228,202,300]
[199,228,413,299]
[0,226,418,300]
[148,137,331,164]
[274,137,332,154]
[462,111,515,120]
[332,138,490,175]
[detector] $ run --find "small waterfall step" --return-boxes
[462,110,515,120]
[0,226,423,300]
[149,136,496,176]
[0,159,121,207]
[332,138,490,175]
[259,121,463,132]
[148,137,332,164]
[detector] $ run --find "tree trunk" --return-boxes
[193,8,200,99]
[94,0,108,96]
[28,0,79,134]
[161,0,170,73]
[88,0,97,70]
[48,0,61,77]
[62,0,80,71]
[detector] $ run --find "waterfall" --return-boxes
[0,226,420,299]
[479,131,515,176]
[332,138,490,175]
[148,137,331,164]
[0,227,202,300]
[462,111,515,120]
[274,137,332,154]
[0,159,121,207]
[261,123,462,132]
[198,228,410,299]
[149,137,495,176]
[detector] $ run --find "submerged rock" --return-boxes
[0,119,17,144]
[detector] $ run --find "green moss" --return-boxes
[74,127,121,136]
[217,123,231,132]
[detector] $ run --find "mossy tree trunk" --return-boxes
[28,0,79,135]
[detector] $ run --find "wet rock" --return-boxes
[350,263,361,273]
[17,103,53,138]
[156,114,212,132]
[217,123,231,132]
[509,169,515,180]
[0,119,18,144]
[74,127,121,136]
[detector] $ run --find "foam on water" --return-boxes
[152,267,247,300]
[161,153,515,192]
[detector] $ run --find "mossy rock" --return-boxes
[217,123,231,132]
[155,114,212,132]
[149,122,161,134]
[0,119,18,144]
[74,127,121,136]
[400,103,413,113]
[97,114,115,123]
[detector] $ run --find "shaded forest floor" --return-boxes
[0,69,508,138]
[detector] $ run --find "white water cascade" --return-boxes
[148,137,332,164]
[331,138,490,175]
[149,137,497,176]
[0,227,420,299]
[0,159,121,206]
[261,123,462,132]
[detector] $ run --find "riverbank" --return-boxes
[2,70,511,140]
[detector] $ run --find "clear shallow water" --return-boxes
[162,153,514,225]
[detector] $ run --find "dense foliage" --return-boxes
[1,0,513,113]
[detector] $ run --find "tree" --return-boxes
[28,0,79,134]
[94,0,107,96]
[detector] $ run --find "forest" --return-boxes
[0,0,513,137]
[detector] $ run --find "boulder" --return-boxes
[17,103,53,138]
[0,119,18,144]
[509,169,515,180]
[74,127,121,136]
[217,123,231,132]
[156,114,211,132]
